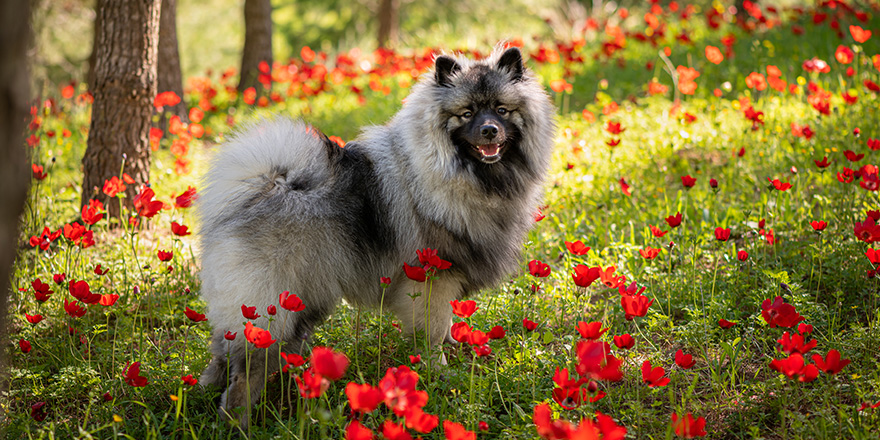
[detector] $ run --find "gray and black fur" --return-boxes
[196,46,556,425]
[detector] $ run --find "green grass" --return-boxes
[9,2,880,439]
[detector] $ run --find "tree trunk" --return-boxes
[81,0,161,219]
[0,0,32,388]
[377,0,399,48]
[237,0,272,93]
[88,0,102,91]
[156,0,187,125]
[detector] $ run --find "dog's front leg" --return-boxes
[388,274,463,361]
[217,342,275,429]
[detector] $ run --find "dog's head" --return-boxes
[433,48,527,165]
[397,45,555,196]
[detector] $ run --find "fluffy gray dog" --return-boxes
[197,46,555,424]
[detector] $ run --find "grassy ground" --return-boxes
[8,1,880,439]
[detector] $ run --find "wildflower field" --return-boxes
[9,1,880,439]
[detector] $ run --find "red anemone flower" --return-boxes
[621,294,653,320]
[444,420,476,440]
[835,45,854,64]
[675,349,696,369]
[296,368,328,399]
[157,250,173,261]
[714,227,731,241]
[279,291,305,312]
[767,178,792,191]
[184,306,207,322]
[81,201,103,226]
[174,186,198,208]
[99,294,119,306]
[181,374,198,386]
[451,322,472,343]
[345,382,384,413]
[528,259,551,277]
[30,401,48,422]
[769,353,818,382]
[416,248,451,271]
[671,412,707,438]
[599,265,626,289]
[403,262,427,282]
[281,352,305,372]
[849,25,872,43]
[718,318,737,329]
[761,296,804,328]
[64,299,87,318]
[575,340,624,382]
[450,299,478,318]
[612,333,634,349]
[25,313,43,324]
[346,420,375,440]
[640,247,660,260]
[311,346,349,381]
[665,212,683,228]
[103,176,126,197]
[605,121,625,135]
[681,175,697,188]
[244,321,276,348]
[777,331,817,354]
[641,360,670,387]
[564,240,590,255]
[572,264,601,288]
[32,164,47,180]
[69,280,101,304]
[171,221,191,236]
[133,186,165,218]
[810,220,827,231]
[124,362,149,387]
[487,325,506,339]
[32,278,53,302]
[241,304,261,320]
[154,91,181,108]
[812,349,850,375]
[705,46,723,64]
[576,321,608,340]
[650,224,668,237]
[523,318,538,331]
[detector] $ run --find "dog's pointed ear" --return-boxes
[435,55,461,87]
[496,47,524,81]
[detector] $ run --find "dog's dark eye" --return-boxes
[496,107,508,115]
[461,111,473,118]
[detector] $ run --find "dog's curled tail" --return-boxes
[198,118,336,232]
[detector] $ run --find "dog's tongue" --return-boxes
[478,144,500,157]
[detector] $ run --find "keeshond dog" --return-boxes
[197,46,555,424]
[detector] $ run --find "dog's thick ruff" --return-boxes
[197,46,556,426]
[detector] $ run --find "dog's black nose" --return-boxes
[480,124,498,139]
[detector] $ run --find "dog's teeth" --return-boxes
[479,144,500,157]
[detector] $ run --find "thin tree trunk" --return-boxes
[88,0,102,91]
[156,0,187,125]
[81,0,161,219]
[377,0,399,48]
[0,0,32,387]
[237,0,272,93]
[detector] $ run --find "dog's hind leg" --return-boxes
[199,355,228,389]
[199,330,232,389]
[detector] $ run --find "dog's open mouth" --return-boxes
[474,143,503,163]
